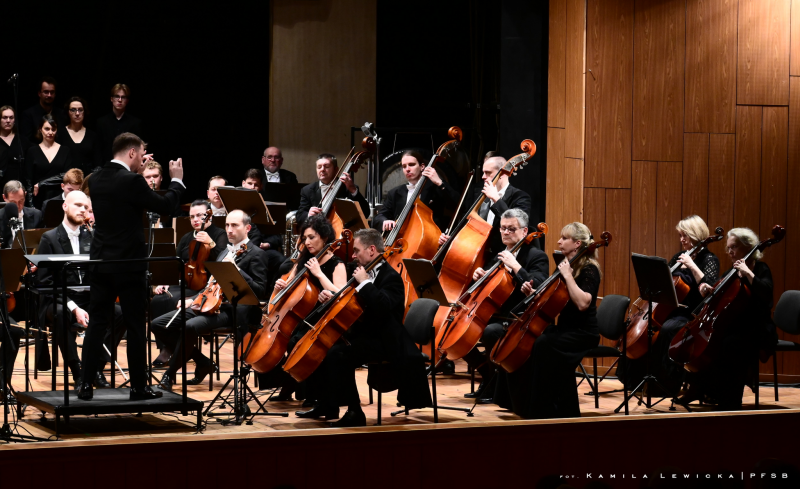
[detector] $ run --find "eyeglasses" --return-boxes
[69,108,84,113]
[263,156,281,160]
[112,95,128,100]
[726,245,740,252]
[499,227,519,234]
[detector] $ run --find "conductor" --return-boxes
[77,132,185,400]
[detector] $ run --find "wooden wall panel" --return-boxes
[583,188,606,297]
[545,128,566,256]
[269,0,376,185]
[737,0,791,105]
[759,107,788,306]
[793,0,800,76]
[656,162,683,261]
[787,78,800,292]
[632,0,685,162]
[682,133,710,221]
[562,158,585,238]
[565,0,586,158]
[685,0,737,133]
[630,161,658,300]
[734,106,762,232]
[548,0,567,128]
[585,0,633,188]
[707,134,736,258]
[604,189,631,298]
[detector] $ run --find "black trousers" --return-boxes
[462,322,506,379]
[0,321,22,383]
[150,285,197,350]
[318,338,384,410]
[150,307,231,375]
[46,296,125,368]
[82,271,148,389]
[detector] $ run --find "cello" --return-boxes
[283,239,406,382]
[436,224,548,362]
[184,209,214,291]
[622,227,725,359]
[383,126,462,317]
[668,225,785,372]
[490,231,613,373]
[242,231,352,373]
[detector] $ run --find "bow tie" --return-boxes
[65,228,80,239]
[406,183,417,192]
[227,244,239,254]
[266,171,280,178]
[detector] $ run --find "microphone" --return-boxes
[361,122,376,138]
[6,73,18,85]
[4,202,21,231]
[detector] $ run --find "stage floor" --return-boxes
[4,335,800,445]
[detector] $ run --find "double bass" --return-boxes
[184,209,213,291]
[436,224,548,362]
[490,231,613,373]
[668,225,785,372]
[623,227,725,359]
[283,240,406,382]
[383,126,462,317]
[242,231,352,373]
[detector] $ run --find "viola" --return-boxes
[490,231,613,373]
[622,227,725,359]
[185,209,214,291]
[242,231,352,373]
[190,243,248,315]
[283,239,406,382]
[384,126,462,317]
[436,224,547,363]
[668,225,785,372]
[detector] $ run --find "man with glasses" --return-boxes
[260,146,298,186]
[20,76,67,143]
[97,84,143,160]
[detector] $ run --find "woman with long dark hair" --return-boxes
[27,114,73,208]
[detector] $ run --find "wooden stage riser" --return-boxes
[1,411,798,489]
[579,365,800,385]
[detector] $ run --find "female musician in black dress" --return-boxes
[258,214,346,400]
[0,105,30,189]
[28,113,73,208]
[516,222,601,419]
[681,227,775,410]
[58,97,102,175]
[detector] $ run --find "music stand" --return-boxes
[258,202,287,237]
[217,188,274,226]
[11,229,50,253]
[144,228,175,244]
[43,202,65,228]
[614,253,681,413]
[202,261,286,424]
[260,182,305,211]
[333,198,369,231]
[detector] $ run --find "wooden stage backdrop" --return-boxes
[545,0,800,383]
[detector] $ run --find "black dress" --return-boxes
[58,128,102,175]
[0,133,30,189]
[27,144,73,208]
[502,263,601,419]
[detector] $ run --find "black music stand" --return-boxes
[42,202,65,228]
[217,188,274,226]
[259,202,287,237]
[2,248,39,394]
[260,183,305,211]
[202,261,287,424]
[401,258,472,420]
[144,228,175,245]
[614,253,681,412]
[11,229,50,253]
[333,198,369,231]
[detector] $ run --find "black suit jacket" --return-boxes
[260,168,298,186]
[372,180,459,232]
[216,242,270,301]
[176,224,228,263]
[96,112,144,160]
[88,161,183,272]
[41,194,63,219]
[483,243,549,316]
[0,206,44,249]
[462,184,533,254]
[296,181,370,227]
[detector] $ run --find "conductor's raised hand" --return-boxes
[169,158,184,180]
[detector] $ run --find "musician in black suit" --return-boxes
[1,180,44,249]
[96,84,144,160]
[77,132,185,401]
[41,168,83,218]
[459,209,549,402]
[154,210,270,390]
[296,229,431,427]
[261,146,298,186]
[372,150,459,232]
[36,191,125,386]
[296,153,369,227]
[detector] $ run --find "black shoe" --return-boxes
[301,399,316,408]
[130,386,163,400]
[152,359,165,367]
[439,360,455,375]
[186,363,216,385]
[464,381,486,399]
[295,405,339,419]
[93,372,111,388]
[330,409,366,427]
[77,382,93,400]
[69,361,82,383]
[270,393,294,402]
[157,373,173,392]
[477,397,494,404]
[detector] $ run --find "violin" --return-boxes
[668,225,785,372]
[622,227,725,359]
[190,243,248,315]
[242,231,352,373]
[283,239,406,382]
[185,209,213,291]
[435,224,547,363]
[384,126,462,317]
[490,231,613,373]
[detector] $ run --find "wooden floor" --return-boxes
[4,333,800,445]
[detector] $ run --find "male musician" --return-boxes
[37,191,125,387]
[142,160,163,190]
[77,132,185,401]
[19,77,67,143]
[41,168,83,216]
[295,228,431,427]
[460,209,548,402]
[439,152,533,254]
[241,168,263,192]
[96,84,144,160]
[207,176,227,216]
[260,146,298,186]
[0,180,44,249]
[372,150,458,232]
[154,209,270,390]
[241,168,285,256]
[296,153,369,227]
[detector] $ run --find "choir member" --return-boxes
[96,84,143,160]
[28,114,73,208]
[0,106,31,189]
[58,97,102,174]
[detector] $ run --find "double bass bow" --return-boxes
[184,209,214,291]
[283,239,406,382]
[622,227,725,359]
[436,223,548,362]
[242,231,352,373]
[490,231,613,373]
[668,225,785,372]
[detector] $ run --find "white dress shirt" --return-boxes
[406,181,420,203]
[219,238,250,263]
[210,203,226,216]
[355,263,382,292]
[63,222,83,312]
[485,182,509,226]
[265,170,281,183]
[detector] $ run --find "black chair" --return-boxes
[757,290,800,406]
[577,294,630,411]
